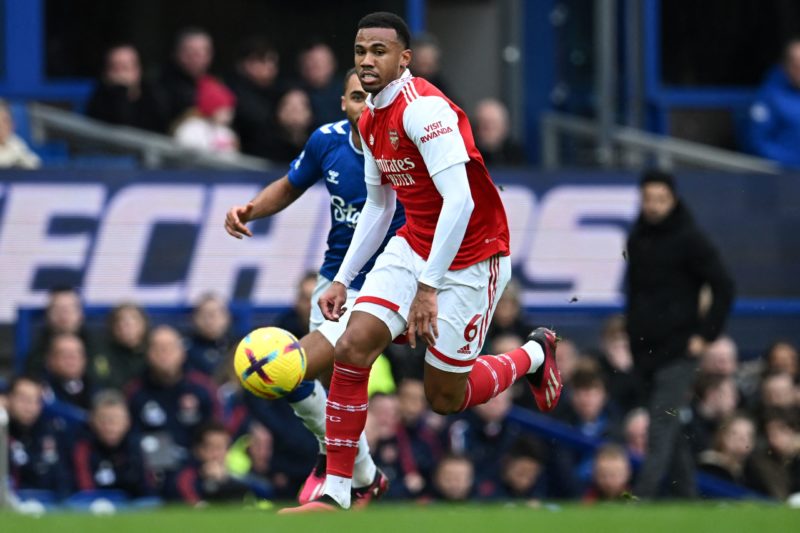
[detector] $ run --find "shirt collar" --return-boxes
[366,69,413,112]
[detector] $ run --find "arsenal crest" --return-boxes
[388,129,399,149]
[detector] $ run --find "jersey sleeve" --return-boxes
[361,133,382,185]
[402,95,469,176]
[287,129,324,189]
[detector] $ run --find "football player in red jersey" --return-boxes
[282,12,563,513]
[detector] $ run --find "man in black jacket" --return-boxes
[625,170,735,498]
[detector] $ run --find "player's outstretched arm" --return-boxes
[224,175,303,239]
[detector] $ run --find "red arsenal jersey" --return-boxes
[358,70,510,270]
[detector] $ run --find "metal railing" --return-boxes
[27,103,274,171]
[541,111,781,174]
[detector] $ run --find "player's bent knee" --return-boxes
[333,330,371,367]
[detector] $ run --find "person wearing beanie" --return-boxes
[174,76,239,154]
[625,169,735,499]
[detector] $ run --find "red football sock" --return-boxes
[459,347,532,410]
[325,360,371,478]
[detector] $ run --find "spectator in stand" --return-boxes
[364,393,405,498]
[72,390,154,499]
[492,436,547,502]
[623,408,649,457]
[0,98,41,169]
[765,340,799,382]
[472,98,526,166]
[26,287,97,377]
[159,27,214,127]
[275,271,317,339]
[6,376,71,499]
[431,454,475,502]
[43,332,95,412]
[560,362,622,443]
[174,76,239,154]
[590,315,642,413]
[411,33,455,101]
[626,170,735,499]
[583,444,632,503]
[185,293,234,380]
[392,378,444,498]
[756,372,798,426]
[234,389,318,499]
[746,38,800,168]
[174,421,252,505]
[298,42,341,128]
[126,325,219,480]
[697,413,756,486]
[738,339,799,405]
[747,409,800,500]
[447,390,522,498]
[92,303,149,390]
[86,43,167,132]
[265,87,314,162]
[226,37,283,158]
[225,421,276,497]
[699,335,739,378]
[686,373,739,457]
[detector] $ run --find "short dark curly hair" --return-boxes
[357,12,411,49]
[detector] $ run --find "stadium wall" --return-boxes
[1,169,798,350]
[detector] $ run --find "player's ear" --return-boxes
[400,49,412,70]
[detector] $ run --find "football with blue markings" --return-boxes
[234,327,306,399]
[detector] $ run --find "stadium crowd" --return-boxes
[1,281,798,508]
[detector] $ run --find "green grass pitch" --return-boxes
[1,502,796,533]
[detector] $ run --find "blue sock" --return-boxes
[286,379,316,403]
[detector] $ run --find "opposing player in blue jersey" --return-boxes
[224,68,404,505]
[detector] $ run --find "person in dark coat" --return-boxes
[86,44,167,132]
[72,390,154,498]
[158,27,214,128]
[225,37,284,158]
[626,169,735,499]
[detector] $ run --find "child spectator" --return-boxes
[583,444,632,502]
[494,436,547,501]
[6,376,71,498]
[174,76,239,154]
[72,390,154,498]
[560,362,621,442]
[697,413,756,486]
[174,422,252,505]
[275,271,317,338]
[431,454,475,502]
[0,98,40,168]
[92,303,149,390]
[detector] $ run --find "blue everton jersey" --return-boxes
[287,120,405,290]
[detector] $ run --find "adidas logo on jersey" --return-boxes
[457,344,471,355]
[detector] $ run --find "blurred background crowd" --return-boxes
[1,277,798,507]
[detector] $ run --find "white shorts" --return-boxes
[352,236,511,374]
[310,274,360,347]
